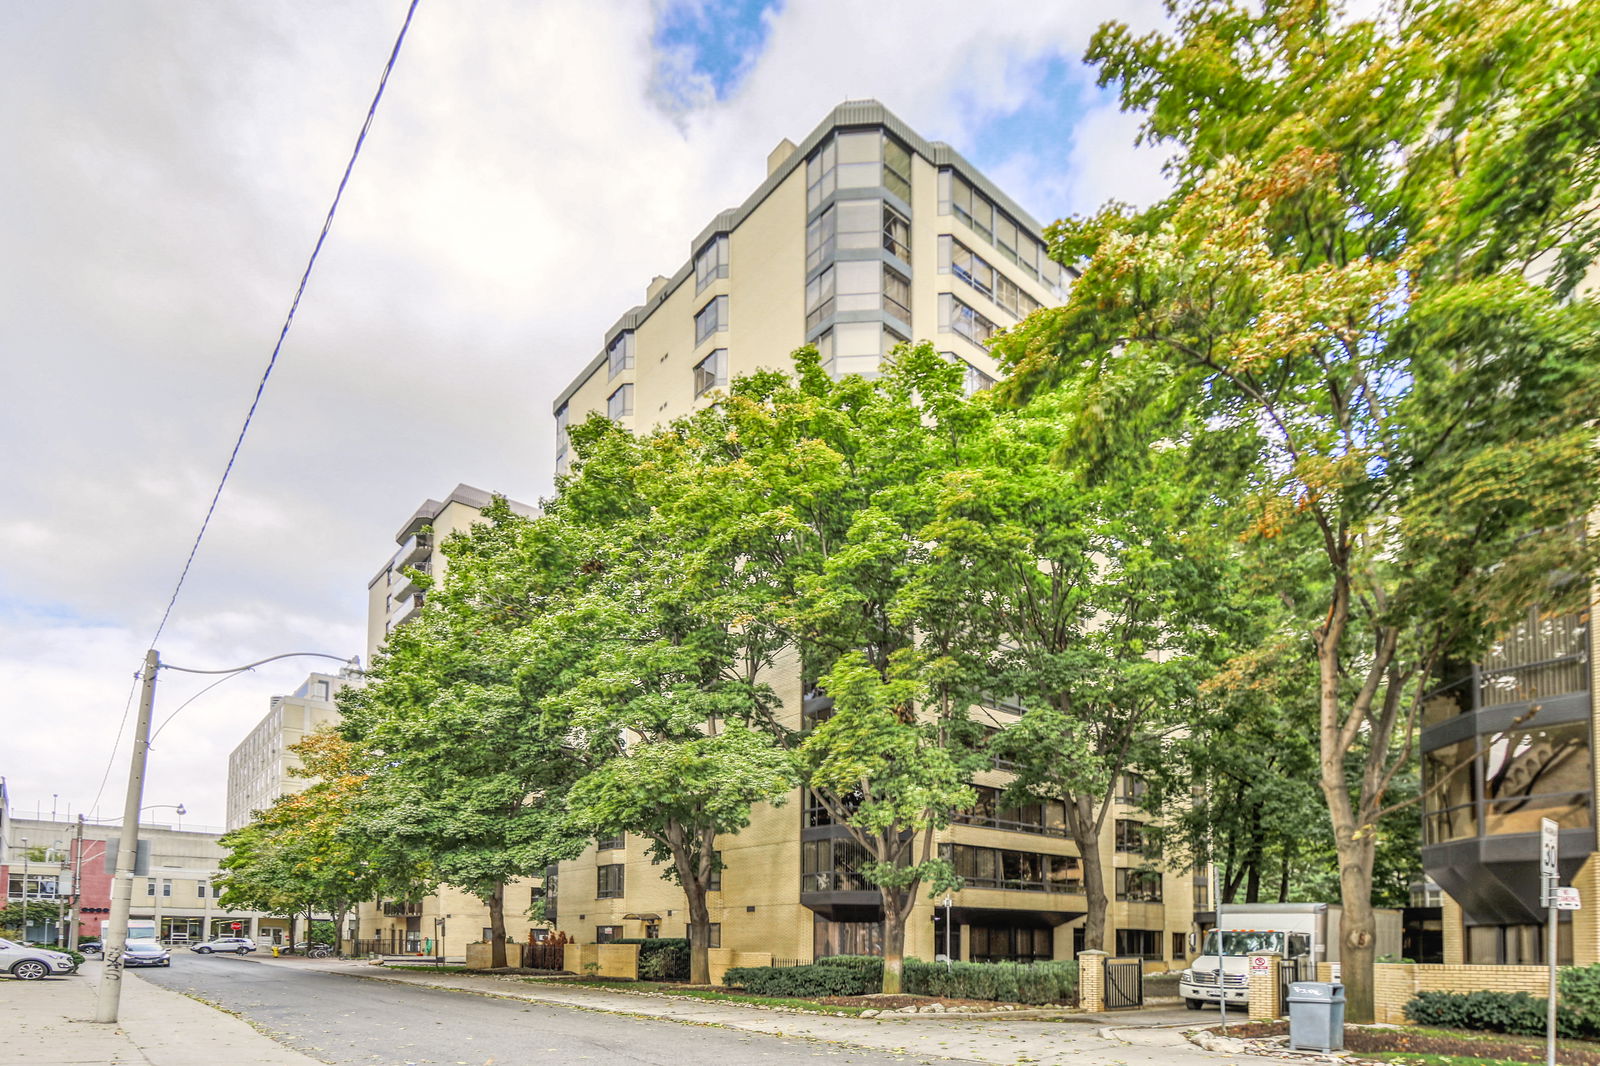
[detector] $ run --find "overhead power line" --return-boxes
[89,0,424,818]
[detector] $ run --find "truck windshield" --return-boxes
[1203,931,1286,955]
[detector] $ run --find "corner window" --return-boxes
[817,323,904,380]
[607,384,633,420]
[607,331,635,379]
[695,295,728,345]
[695,234,729,293]
[693,349,728,398]
[597,864,625,899]
[806,129,912,211]
[555,402,569,458]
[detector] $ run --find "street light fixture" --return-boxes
[93,649,357,1025]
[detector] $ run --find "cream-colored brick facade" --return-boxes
[546,102,1200,966]
[225,672,355,831]
[552,99,1068,466]
[364,483,539,666]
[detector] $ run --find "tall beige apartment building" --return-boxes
[355,484,542,957]
[546,100,1201,967]
[364,484,539,666]
[226,670,358,832]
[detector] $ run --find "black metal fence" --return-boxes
[1104,957,1145,1009]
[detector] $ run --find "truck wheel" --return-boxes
[1185,998,1204,1010]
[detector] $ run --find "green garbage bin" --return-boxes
[1287,982,1345,1052]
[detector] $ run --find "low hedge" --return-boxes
[1403,989,1585,1038]
[612,938,689,981]
[905,959,1077,1005]
[723,956,1077,1005]
[723,962,877,997]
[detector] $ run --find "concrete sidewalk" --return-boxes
[0,961,320,1066]
[294,957,1296,1066]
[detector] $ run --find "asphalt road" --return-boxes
[135,953,969,1066]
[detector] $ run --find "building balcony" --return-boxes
[390,592,424,627]
[391,562,429,602]
[396,532,432,569]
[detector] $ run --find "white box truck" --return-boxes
[1178,903,1401,1010]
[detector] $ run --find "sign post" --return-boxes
[1542,817,1560,1066]
[943,896,953,971]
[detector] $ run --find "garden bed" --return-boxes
[1204,1022,1600,1066]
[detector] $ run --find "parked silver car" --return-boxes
[121,938,171,967]
[0,937,78,980]
[191,936,255,954]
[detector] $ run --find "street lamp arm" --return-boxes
[160,651,356,675]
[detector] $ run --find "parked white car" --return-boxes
[0,937,79,980]
[191,936,256,955]
[121,938,171,967]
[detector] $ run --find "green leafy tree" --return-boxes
[339,503,592,967]
[218,731,418,953]
[931,387,1223,949]
[1001,0,1600,1019]
[696,345,992,994]
[549,419,800,985]
[0,899,64,939]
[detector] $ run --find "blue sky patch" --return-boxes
[653,0,782,108]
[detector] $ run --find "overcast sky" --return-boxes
[0,0,1173,831]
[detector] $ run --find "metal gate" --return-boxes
[1105,958,1145,1009]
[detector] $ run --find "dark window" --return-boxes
[954,785,1067,837]
[709,850,722,892]
[969,924,1052,964]
[596,925,623,944]
[695,295,728,345]
[940,843,1080,892]
[1173,932,1189,960]
[1116,928,1163,960]
[1115,819,1147,854]
[1115,868,1163,903]
[597,864,624,899]
[607,384,633,420]
[607,331,634,379]
[802,837,874,892]
[695,234,729,293]
[693,349,727,398]
[1117,774,1149,806]
[596,833,625,852]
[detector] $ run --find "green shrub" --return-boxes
[903,959,1077,1005]
[816,955,885,981]
[722,963,876,997]
[1403,989,1585,1038]
[613,938,689,981]
[1561,963,1600,1033]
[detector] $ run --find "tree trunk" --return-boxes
[1067,795,1108,951]
[488,881,507,968]
[882,900,906,995]
[685,878,711,985]
[288,914,297,953]
[1316,587,1382,1025]
[1278,849,1291,904]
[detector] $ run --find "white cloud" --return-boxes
[0,0,1174,824]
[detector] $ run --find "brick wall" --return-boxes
[1373,963,1549,1024]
